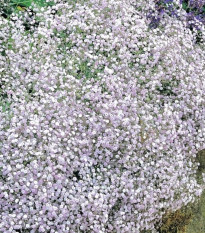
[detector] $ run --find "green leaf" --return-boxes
[182,2,188,11]
[0,101,11,113]
[11,0,32,7]
[11,0,54,8]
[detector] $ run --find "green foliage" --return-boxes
[0,0,55,20]
[10,0,54,8]
[11,0,33,7]
[0,101,11,113]
[71,59,102,82]
[182,1,188,11]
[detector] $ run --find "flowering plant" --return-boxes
[149,0,205,34]
[0,0,205,232]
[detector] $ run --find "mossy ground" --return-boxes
[185,150,205,233]
[157,205,194,233]
[185,190,205,233]
[158,189,205,233]
[157,150,205,233]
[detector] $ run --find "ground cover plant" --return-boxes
[0,0,205,232]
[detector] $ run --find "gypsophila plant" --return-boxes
[0,0,205,232]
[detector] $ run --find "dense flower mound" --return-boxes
[0,0,205,232]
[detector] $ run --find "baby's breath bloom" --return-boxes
[0,0,204,232]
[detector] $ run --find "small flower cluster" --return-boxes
[148,0,205,37]
[0,0,205,232]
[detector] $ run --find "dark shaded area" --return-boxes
[180,112,193,121]
[195,30,203,44]
[0,2,13,19]
[28,85,35,97]
[196,149,205,171]
[22,9,40,32]
[73,170,81,180]
[14,230,33,233]
[156,80,177,97]
[105,198,122,230]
